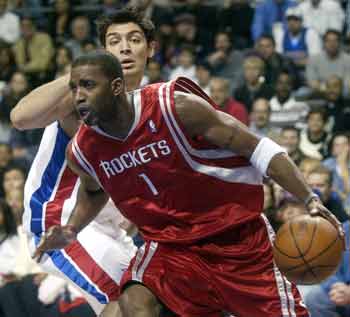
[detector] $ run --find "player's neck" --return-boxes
[125,75,142,92]
[99,95,135,139]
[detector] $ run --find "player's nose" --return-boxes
[120,38,131,54]
[74,87,86,104]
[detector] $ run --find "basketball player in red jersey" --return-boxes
[35,51,343,317]
[10,7,165,316]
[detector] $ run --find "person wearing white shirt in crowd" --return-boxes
[274,6,321,68]
[297,0,345,37]
[269,70,309,129]
[0,0,20,44]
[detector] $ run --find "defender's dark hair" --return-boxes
[96,6,155,47]
[71,50,124,80]
[0,199,17,237]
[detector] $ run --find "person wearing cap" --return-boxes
[273,6,321,68]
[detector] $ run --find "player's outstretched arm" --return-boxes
[174,93,344,237]
[10,74,74,130]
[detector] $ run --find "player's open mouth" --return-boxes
[77,106,91,121]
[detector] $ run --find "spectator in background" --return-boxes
[0,0,20,44]
[307,30,350,95]
[2,164,25,222]
[249,98,281,141]
[53,45,72,78]
[2,165,25,195]
[323,75,350,133]
[0,72,30,144]
[169,45,196,81]
[13,16,55,87]
[0,40,16,84]
[262,180,278,230]
[194,61,212,95]
[273,200,308,230]
[217,0,254,49]
[0,198,19,285]
[300,107,331,160]
[255,34,301,88]
[65,16,93,59]
[280,126,305,165]
[6,187,23,224]
[47,0,74,45]
[173,0,217,51]
[173,13,207,61]
[141,59,165,86]
[269,70,309,129]
[9,126,43,170]
[210,77,249,125]
[82,39,97,54]
[251,0,297,42]
[206,31,244,93]
[307,166,349,223]
[234,55,274,112]
[323,133,350,213]
[299,157,321,179]
[9,0,44,28]
[0,143,12,198]
[298,0,345,37]
[274,7,321,69]
[305,220,350,317]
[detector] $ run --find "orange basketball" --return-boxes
[273,215,344,285]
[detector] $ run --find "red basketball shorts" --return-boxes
[121,215,309,317]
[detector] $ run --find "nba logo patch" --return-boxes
[148,120,157,133]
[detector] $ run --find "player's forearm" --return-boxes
[10,74,73,130]
[267,153,314,204]
[68,186,109,233]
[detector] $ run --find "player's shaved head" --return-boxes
[71,50,124,81]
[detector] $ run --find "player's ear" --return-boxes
[111,78,124,96]
[147,40,156,59]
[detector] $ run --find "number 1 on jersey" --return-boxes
[138,173,159,196]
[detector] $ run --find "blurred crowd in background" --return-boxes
[1,0,350,316]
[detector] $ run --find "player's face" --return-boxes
[105,22,154,89]
[70,65,121,126]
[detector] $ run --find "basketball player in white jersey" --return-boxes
[11,7,158,316]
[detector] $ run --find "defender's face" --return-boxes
[105,22,154,87]
[69,65,116,126]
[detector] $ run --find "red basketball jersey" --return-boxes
[70,77,264,244]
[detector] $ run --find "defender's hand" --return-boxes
[307,197,345,248]
[33,225,77,262]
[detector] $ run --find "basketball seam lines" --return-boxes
[289,222,317,279]
[275,226,341,272]
[273,223,317,259]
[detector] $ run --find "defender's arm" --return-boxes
[10,75,74,130]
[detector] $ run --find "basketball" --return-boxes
[273,215,344,285]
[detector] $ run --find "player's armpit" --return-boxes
[174,93,259,158]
